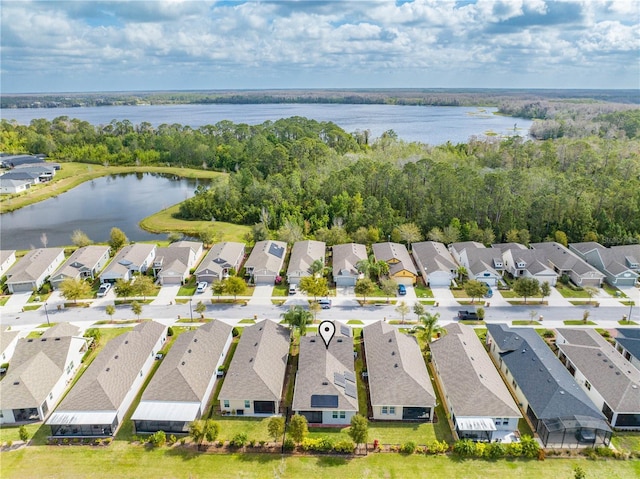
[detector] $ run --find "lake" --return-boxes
[0,173,203,250]
[0,103,531,144]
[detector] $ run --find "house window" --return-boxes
[340,411,346,419]
[140,370,143,377]
[332,411,338,419]
[389,407,395,415]
[585,380,591,391]
[382,406,388,414]
[224,400,230,408]
[245,400,251,409]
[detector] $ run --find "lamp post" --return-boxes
[44,302,50,326]
[189,298,193,322]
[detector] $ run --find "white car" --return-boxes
[196,281,208,293]
[97,283,112,297]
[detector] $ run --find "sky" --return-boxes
[1,0,639,93]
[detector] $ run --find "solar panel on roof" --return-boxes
[340,325,351,337]
[345,382,357,399]
[344,371,356,383]
[268,243,285,258]
[311,394,339,408]
[334,373,345,387]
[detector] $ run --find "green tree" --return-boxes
[109,227,128,251]
[132,275,155,300]
[512,277,540,304]
[348,415,368,453]
[456,266,468,283]
[299,276,329,300]
[18,425,29,442]
[212,281,225,299]
[396,222,422,247]
[288,414,308,444]
[71,229,92,247]
[554,230,568,247]
[267,416,285,443]
[203,419,220,443]
[114,279,134,300]
[574,465,586,479]
[310,259,325,277]
[194,300,206,317]
[281,305,313,340]
[59,278,91,304]
[540,281,551,304]
[198,225,220,247]
[355,277,376,303]
[131,301,143,319]
[395,300,410,323]
[189,419,205,445]
[380,278,397,303]
[413,302,426,319]
[416,312,445,344]
[223,276,247,300]
[105,304,115,320]
[464,280,488,303]
[584,286,599,305]
[308,300,321,321]
[583,310,590,324]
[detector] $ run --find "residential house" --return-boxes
[530,242,604,287]
[449,242,504,287]
[293,324,358,425]
[195,242,245,284]
[1,164,55,183]
[0,328,20,364]
[614,328,640,372]
[99,244,156,284]
[372,242,418,285]
[332,243,367,287]
[569,242,639,287]
[0,324,90,424]
[0,154,55,169]
[0,178,30,194]
[430,323,521,441]
[218,320,289,416]
[132,321,233,433]
[0,250,17,277]
[286,240,326,286]
[152,241,204,285]
[50,245,111,290]
[411,241,458,287]
[244,240,287,285]
[5,248,65,293]
[486,324,611,447]
[363,321,436,421]
[492,243,558,286]
[555,328,640,429]
[47,321,167,436]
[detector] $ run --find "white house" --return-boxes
[100,244,156,283]
[286,240,326,286]
[411,241,457,287]
[0,250,17,278]
[195,242,245,284]
[50,246,111,290]
[5,248,65,293]
[449,242,503,287]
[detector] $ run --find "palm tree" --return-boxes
[310,259,325,277]
[416,312,446,344]
[280,305,313,342]
[456,266,468,284]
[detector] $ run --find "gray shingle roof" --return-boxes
[450,242,502,277]
[287,240,326,277]
[556,328,640,413]
[431,323,520,418]
[486,324,606,422]
[41,323,81,339]
[154,246,191,278]
[6,248,64,283]
[101,244,156,277]
[52,245,110,280]
[140,321,233,403]
[195,242,245,277]
[0,329,19,355]
[411,241,457,276]
[292,325,358,412]
[55,321,166,412]
[218,320,289,402]
[244,240,287,275]
[332,243,367,278]
[571,242,640,277]
[363,321,435,408]
[372,242,418,276]
[530,242,604,278]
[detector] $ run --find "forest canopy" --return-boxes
[1,113,639,246]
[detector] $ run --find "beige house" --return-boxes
[332,243,367,287]
[0,250,17,278]
[411,241,457,287]
[152,241,203,285]
[286,240,326,286]
[5,248,65,293]
[195,242,245,284]
[372,242,418,285]
[50,245,111,289]
[244,240,287,284]
[100,244,156,283]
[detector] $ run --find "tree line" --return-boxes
[1,114,639,247]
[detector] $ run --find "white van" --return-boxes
[289,284,297,295]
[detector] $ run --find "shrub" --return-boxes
[229,432,247,448]
[249,439,256,447]
[594,446,614,458]
[505,442,522,456]
[180,438,186,445]
[400,441,417,455]
[149,430,166,448]
[453,439,476,457]
[168,434,177,445]
[333,440,356,454]
[316,436,334,452]
[486,442,505,459]
[18,425,29,442]
[425,439,449,455]
[6,440,13,448]
[520,435,540,458]
[167,326,174,337]
[542,329,555,338]
[283,438,295,451]
[232,327,240,337]
[259,440,266,447]
[474,441,487,457]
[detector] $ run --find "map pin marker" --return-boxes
[319,321,336,350]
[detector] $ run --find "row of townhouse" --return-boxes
[0,155,61,194]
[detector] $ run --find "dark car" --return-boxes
[458,310,479,320]
[398,284,407,295]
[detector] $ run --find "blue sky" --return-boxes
[1,0,638,93]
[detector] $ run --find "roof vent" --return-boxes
[125,340,129,344]
[388,338,392,343]
[559,390,565,394]
[394,364,398,368]
[337,339,343,343]
[391,351,395,356]
[194,338,198,343]
[55,338,61,341]
[41,338,47,342]
[114,355,119,359]
[249,358,253,363]
[322,381,328,385]
[27,339,33,342]
[188,349,192,353]
[13,381,19,385]
[254,342,258,347]
[182,361,185,366]
[310,339,316,343]
[106,368,110,372]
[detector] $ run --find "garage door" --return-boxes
[335,276,356,287]
[9,282,36,293]
[160,275,183,285]
[254,275,275,285]
[394,276,415,286]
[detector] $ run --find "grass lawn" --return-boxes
[506,300,545,305]
[619,320,639,326]
[500,291,543,299]
[563,320,597,326]
[211,417,271,443]
[512,320,541,326]
[272,284,289,297]
[556,285,591,298]
[0,296,9,306]
[347,320,364,325]
[611,431,640,452]
[140,203,250,242]
[2,446,638,479]
[414,284,434,298]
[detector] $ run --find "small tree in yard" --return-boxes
[513,277,540,304]
[355,278,376,303]
[203,419,220,444]
[299,276,328,300]
[416,312,445,344]
[395,300,410,323]
[105,304,115,321]
[194,301,206,318]
[267,416,285,443]
[281,306,313,341]
[309,301,321,321]
[583,310,590,324]
[59,278,92,304]
[584,286,599,305]
[18,425,29,442]
[413,302,426,319]
[108,227,128,252]
[464,280,488,303]
[212,281,225,300]
[540,281,551,304]
[114,279,134,300]
[223,276,247,300]
[348,415,368,454]
[288,414,308,445]
[380,278,397,303]
[131,301,143,319]
[132,275,155,300]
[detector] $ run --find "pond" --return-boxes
[1,173,203,250]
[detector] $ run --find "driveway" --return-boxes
[151,284,181,305]
[248,284,274,306]
[430,287,457,307]
[2,292,32,313]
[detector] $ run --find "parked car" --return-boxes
[318,298,332,309]
[457,310,479,320]
[289,284,297,295]
[576,429,596,443]
[398,284,407,295]
[484,286,493,298]
[97,283,111,297]
[196,281,208,293]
